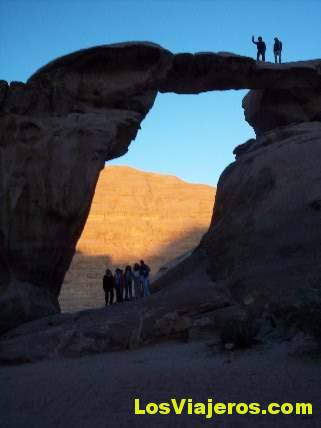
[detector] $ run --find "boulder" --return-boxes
[243,88,321,135]
[0,282,59,334]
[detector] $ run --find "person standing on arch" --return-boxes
[273,37,283,64]
[252,35,266,61]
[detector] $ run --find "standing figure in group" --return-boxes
[273,37,282,64]
[124,265,133,301]
[114,268,124,303]
[251,35,266,61]
[140,260,151,297]
[132,263,141,299]
[103,268,114,306]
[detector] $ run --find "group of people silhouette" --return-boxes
[102,260,151,306]
[252,35,283,63]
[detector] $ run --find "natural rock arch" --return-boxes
[0,42,321,332]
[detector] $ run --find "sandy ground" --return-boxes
[0,341,320,428]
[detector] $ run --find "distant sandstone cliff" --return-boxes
[60,166,215,311]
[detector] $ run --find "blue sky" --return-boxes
[1,0,320,185]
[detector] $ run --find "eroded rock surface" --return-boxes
[203,121,321,319]
[243,87,321,135]
[0,44,164,332]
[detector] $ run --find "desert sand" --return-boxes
[0,341,320,428]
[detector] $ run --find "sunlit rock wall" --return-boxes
[61,166,215,311]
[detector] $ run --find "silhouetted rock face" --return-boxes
[61,166,214,312]
[243,87,321,135]
[202,121,321,317]
[0,44,164,332]
[1,41,321,332]
[29,45,321,93]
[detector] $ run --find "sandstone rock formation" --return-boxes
[0,44,163,332]
[1,41,321,333]
[242,87,321,135]
[203,121,321,319]
[61,166,214,312]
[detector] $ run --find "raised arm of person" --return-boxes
[252,35,257,45]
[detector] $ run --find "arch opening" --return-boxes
[60,90,254,312]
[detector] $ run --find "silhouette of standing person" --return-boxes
[132,263,141,299]
[103,268,114,306]
[140,260,151,297]
[273,37,282,64]
[124,265,133,301]
[114,268,124,303]
[252,35,266,61]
